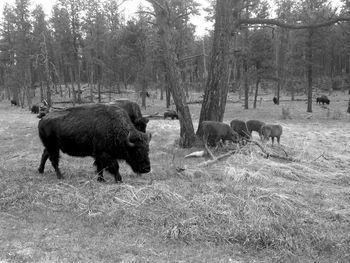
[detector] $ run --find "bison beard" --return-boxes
[37,104,151,183]
[109,100,149,133]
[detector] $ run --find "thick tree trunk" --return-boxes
[197,0,237,136]
[347,98,350,113]
[150,0,196,147]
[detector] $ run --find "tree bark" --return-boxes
[197,0,238,136]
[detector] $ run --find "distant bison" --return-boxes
[246,120,265,140]
[202,121,239,147]
[109,100,149,133]
[230,119,250,141]
[37,105,50,118]
[10,99,17,106]
[261,124,283,146]
[316,95,330,105]
[38,104,152,183]
[273,97,278,105]
[164,109,178,120]
[31,104,39,114]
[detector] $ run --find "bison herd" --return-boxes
[9,92,336,184]
[202,119,283,148]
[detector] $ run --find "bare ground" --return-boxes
[1,93,350,262]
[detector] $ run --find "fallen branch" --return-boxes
[204,143,216,160]
[197,150,236,167]
[248,140,299,162]
[310,152,328,162]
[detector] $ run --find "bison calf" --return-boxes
[230,119,250,141]
[38,104,152,183]
[164,110,178,120]
[246,120,265,140]
[202,121,239,147]
[10,99,17,106]
[261,124,283,146]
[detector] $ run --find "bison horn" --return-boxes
[126,132,135,147]
[147,132,152,142]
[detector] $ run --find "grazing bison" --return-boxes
[246,120,265,140]
[31,104,39,114]
[109,100,149,132]
[273,97,278,105]
[38,104,152,183]
[164,109,178,120]
[10,99,18,106]
[261,124,283,146]
[316,95,330,105]
[230,119,250,141]
[202,121,239,147]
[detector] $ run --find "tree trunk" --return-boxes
[40,81,44,102]
[197,0,237,136]
[347,98,350,113]
[253,77,260,109]
[307,29,313,113]
[69,67,76,106]
[149,0,196,147]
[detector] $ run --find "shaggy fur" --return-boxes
[38,104,151,183]
[110,99,149,132]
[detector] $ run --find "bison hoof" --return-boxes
[116,180,123,184]
[38,168,44,174]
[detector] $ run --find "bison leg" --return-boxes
[38,149,49,173]
[48,150,63,179]
[277,136,280,145]
[271,137,275,146]
[106,161,122,183]
[94,158,105,182]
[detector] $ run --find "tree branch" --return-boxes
[238,16,350,30]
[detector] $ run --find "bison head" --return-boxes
[125,131,151,174]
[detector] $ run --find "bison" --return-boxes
[202,121,239,147]
[164,109,178,120]
[273,97,279,105]
[37,104,152,183]
[109,99,149,133]
[230,119,251,141]
[261,124,283,146]
[31,104,39,114]
[316,95,330,105]
[10,99,17,106]
[246,120,265,140]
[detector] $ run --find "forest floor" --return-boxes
[1,91,350,262]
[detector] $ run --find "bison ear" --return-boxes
[126,132,136,147]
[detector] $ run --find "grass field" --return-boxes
[1,91,350,262]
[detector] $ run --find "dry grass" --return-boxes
[1,92,350,262]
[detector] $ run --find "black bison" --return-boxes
[31,104,39,114]
[261,124,283,145]
[109,100,149,133]
[316,95,330,105]
[230,119,251,141]
[202,121,239,147]
[246,120,265,140]
[38,104,152,183]
[10,99,17,106]
[164,109,178,120]
[273,97,278,105]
